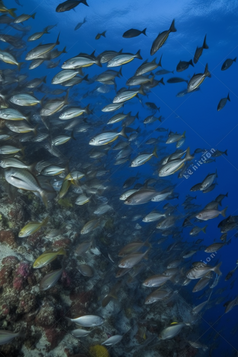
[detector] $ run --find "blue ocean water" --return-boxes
[1,0,238,356]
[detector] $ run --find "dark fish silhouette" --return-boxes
[123,28,147,38]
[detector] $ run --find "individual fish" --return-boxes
[143,115,162,124]
[167,77,188,83]
[66,315,104,327]
[187,341,208,352]
[80,219,100,234]
[10,93,41,107]
[142,210,166,222]
[113,87,145,103]
[89,127,127,146]
[75,241,92,255]
[176,59,194,72]
[130,148,158,167]
[0,330,22,345]
[156,68,173,75]
[56,0,89,12]
[187,63,211,92]
[102,335,123,346]
[217,93,230,111]
[102,103,124,112]
[186,262,222,280]
[75,194,90,205]
[123,28,147,38]
[33,248,66,269]
[78,264,94,277]
[126,74,155,86]
[40,90,69,117]
[25,33,60,60]
[145,102,160,111]
[159,322,190,340]
[18,217,49,238]
[118,240,149,257]
[192,291,212,315]
[71,329,91,337]
[194,35,209,64]
[189,225,207,236]
[145,289,172,304]
[221,57,236,71]
[95,30,106,40]
[0,50,23,69]
[118,249,149,269]
[159,147,194,177]
[4,168,50,206]
[192,274,212,292]
[40,268,63,290]
[28,25,56,41]
[205,242,226,253]
[107,50,142,67]
[124,188,158,205]
[166,131,185,144]
[74,17,87,30]
[150,19,177,55]
[0,157,34,170]
[135,56,162,76]
[196,207,227,221]
[142,274,170,287]
[14,12,36,23]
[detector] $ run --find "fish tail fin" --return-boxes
[202,224,208,234]
[43,75,47,83]
[224,150,228,156]
[225,192,228,197]
[169,19,177,32]
[31,12,36,19]
[8,8,17,17]
[40,190,49,208]
[158,54,163,67]
[102,30,107,37]
[227,93,230,101]
[213,262,222,276]
[18,62,24,71]
[62,46,67,54]
[160,77,165,85]
[189,59,194,67]
[139,86,146,96]
[185,147,194,161]
[118,67,123,77]
[221,206,228,217]
[233,57,237,62]
[204,63,211,77]
[153,147,158,158]
[158,115,162,122]
[120,127,128,139]
[43,26,50,34]
[82,0,89,6]
[85,104,92,115]
[64,89,69,104]
[136,49,142,60]
[203,35,209,49]
[150,75,155,83]
[83,74,89,82]
[182,131,186,138]
[96,56,102,67]
[56,32,60,45]
[142,28,147,36]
